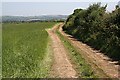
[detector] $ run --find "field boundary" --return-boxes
[38,36,53,78]
[59,24,119,78]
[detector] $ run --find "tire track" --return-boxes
[47,23,77,78]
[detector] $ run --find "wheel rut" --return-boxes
[47,23,77,78]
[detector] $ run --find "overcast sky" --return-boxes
[2,2,119,16]
[1,0,120,2]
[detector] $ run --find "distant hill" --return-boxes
[2,15,68,22]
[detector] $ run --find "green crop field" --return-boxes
[2,22,57,78]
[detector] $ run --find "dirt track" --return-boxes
[47,23,119,78]
[59,23,119,78]
[47,24,77,78]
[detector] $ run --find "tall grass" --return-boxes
[2,22,56,78]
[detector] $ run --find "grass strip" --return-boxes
[37,36,53,78]
[56,30,97,78]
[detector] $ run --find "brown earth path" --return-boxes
[59,23,119,78]
[46,23,77,78]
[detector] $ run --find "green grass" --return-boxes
[56,30,97,78]
[2,22,57,78]
[0,23,2,79]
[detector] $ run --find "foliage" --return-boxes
[63,3,120,61]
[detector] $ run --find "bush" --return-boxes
[63,3,120,61]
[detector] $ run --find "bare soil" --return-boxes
[46,24,77,78]
[59,23,119,78]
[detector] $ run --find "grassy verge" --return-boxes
[36,36,53,78]
[56,30,97,78]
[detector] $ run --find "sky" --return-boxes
[2,1,119,16]
[1,0,120,2]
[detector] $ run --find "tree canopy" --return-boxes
[63,3,120,61]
